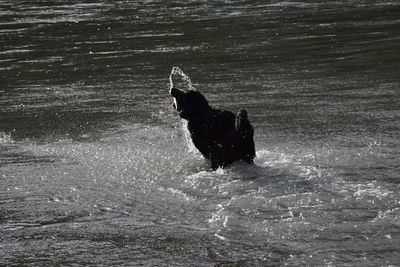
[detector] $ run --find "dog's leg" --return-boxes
[210,143,235,170]
[210,144,225,170]
[210,146,220,170]
[210,156,219,170]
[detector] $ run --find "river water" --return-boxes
[1,1,399,266]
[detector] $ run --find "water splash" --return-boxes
[181,120,197,154]
[171,67,196,91]
[170,67,198,153]
[0,132,14,144]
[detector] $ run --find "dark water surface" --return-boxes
[1,1,400,266]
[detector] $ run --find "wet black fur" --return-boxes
[170,87,256,169]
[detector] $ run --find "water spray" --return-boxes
[170,67,196,91]
[169,67,198,153]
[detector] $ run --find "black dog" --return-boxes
[169,71,255,169]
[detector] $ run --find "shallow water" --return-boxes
[1,0,400,266]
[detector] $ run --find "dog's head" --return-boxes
[170,88,209,120]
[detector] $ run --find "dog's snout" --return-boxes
[170,87,185,97]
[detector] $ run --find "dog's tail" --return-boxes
[235,109,252,134]
[236,109,256,163]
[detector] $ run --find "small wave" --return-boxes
[266,1,320,8]
[372,207,400,224]
[159,186,194,202]
[1,223,41,231]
